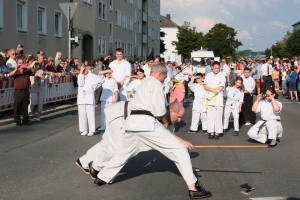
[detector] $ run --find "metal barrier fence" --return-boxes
[0,75,77,112]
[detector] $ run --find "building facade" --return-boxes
[0,0,69,58]
[292,21,300,31]
[72,0,160,62]
[0,0,160,62]
[160,14,179,62]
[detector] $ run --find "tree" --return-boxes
[287,29,300,56]
[160,39,166,54]
[204,23,242,59]
[172,21,206,59]
[264,31,292,58]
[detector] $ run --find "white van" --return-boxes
[191,50,220,74]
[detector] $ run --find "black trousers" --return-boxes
[14,90,30,123]
[262,75,272,94]
[184,80,194,98]
[239,93,256,124]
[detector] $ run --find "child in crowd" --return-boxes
[98,68,118,131]
[188,73,207,134]
[281,67,287,95]
[223,77,244,136]
[170,66,185,104]
[272,67,280,91]
[127,69,145,99]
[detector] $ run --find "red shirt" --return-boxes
[236,63,241,70]
[11,69,33,90]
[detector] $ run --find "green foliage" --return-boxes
[287,29,300,56]
[204,23,242,59]
[172,21,206,59]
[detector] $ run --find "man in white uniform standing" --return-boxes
[261,58,272,94]
[109,48,131,101]
[93,64,212,199]
[220,58,231,84]
[204,61,226,140]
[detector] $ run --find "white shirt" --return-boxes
[260,63,272,76]
[127,79,142,94]
[255,99,282,120]
[221,64,230,77]
[282,71,287,81]
[182,65,194,81]
[224,86,244,109]
[204,72,226,107]
[6,58,17,69]
[174,72,185,83]
[109,59,131,82]
[124,76,166,132]
[100,77,118,103]
[189,83,206,112]
[242,76,255,94]
[77,73,104,105]
[142,64,151,77]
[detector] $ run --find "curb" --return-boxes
[0,104,77,126]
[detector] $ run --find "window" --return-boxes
[138,0,142,10]
[0,0,3,28]
[115,10,121,26]
[134,33,136,47]
[109,0,113,11]
[17,0,27,31]
[124,42,127,56]
[138,21,141,34]
[148,47,152,55]
[84,0,92,5]
[129,16,133,31]
[99,1,106,21]
[134,8,137,23]
[54,11,62,37]
[115,40,121,49]
[138,45,141,57]
[37,5,47,35]
[148,7,151,17]
[148,27,151,38]
[99,37,107,55]
[121,13,125,27]
[124,14,127,29]
[109,23,113,43]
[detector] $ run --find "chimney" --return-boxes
[166,14,171,21]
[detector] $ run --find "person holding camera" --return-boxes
[247,87,283,147]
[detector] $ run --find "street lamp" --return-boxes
[257,34,272,56]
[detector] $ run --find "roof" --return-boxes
[292,21,300,26]
[160,15,179,28]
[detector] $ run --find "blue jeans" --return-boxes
[282,80,286,94]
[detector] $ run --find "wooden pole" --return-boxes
[194,145,268,149]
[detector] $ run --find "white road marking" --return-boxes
[250,197,287,200]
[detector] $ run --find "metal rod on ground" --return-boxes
[194,145,268,149]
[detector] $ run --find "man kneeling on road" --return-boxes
[87,64,211,199]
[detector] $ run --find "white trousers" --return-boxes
[223,105,240,131]
[207,106,223,133]
[119,87,128,101]
[98,122,197,186]
[247,120,283,143]
[190,110,207,131]
[100,101,112,127]
[78,104,95,133]
[79,116,124,169]
[28,92,45,113]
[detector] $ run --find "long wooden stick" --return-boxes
[194,145,268,149]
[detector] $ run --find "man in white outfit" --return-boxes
[77,66,105,136]
[204,61,226,140]
[247,88,283,147]
[220,58,230,84]
[93,64,212,199]
[109,48,131,101]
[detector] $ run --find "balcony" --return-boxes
[143,11,147,22]
[143,34,147,43]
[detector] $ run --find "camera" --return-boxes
[261,94,269,99]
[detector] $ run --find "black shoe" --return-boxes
[188,130,197,134]
[94,177,107,186]
[22,121,32,125]
[268,143,277,148]
[203,130,208,134]
[16,122,22,126]
[88,162,99,179]
[214,135,219,140]
[208,134,214,140]
[233,131,239,136]
[189,181,212,199]
[76,159,89,174]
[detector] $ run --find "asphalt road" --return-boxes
[0,95,300,200]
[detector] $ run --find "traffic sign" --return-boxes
[59,3,78,19]
[167,56,171,60]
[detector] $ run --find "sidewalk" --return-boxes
[0,99,77,126]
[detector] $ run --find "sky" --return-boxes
[161,0,300,52]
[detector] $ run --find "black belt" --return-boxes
[264,75,271,77]
[257,119,281,134]
[130,110,154,117]
[15,89,29,91]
